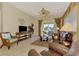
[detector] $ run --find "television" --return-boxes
[19,26,27,32]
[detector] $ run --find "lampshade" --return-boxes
[60,23,75,32]
[56,27,59,30]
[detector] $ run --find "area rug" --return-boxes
[31,40,61,56]
[31,40,49,47]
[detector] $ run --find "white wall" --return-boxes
[32,20,39,36]
[64,7,77,32]
[77,3,79,40]
[2,3,34,35]
[0,8,1,32]
[0,3,2,32]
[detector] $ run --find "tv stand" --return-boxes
[16,32,31,41]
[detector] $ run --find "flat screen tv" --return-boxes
[19,26,27,32]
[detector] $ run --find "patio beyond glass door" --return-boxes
[43,23,54,37]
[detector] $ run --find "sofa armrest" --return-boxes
[28,49,40,56]
[11,35,17,38]
[3,38,10,42]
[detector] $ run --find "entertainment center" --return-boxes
[16,25,34,41]
[16,32,31,41]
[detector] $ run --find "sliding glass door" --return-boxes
[43,23,54,36]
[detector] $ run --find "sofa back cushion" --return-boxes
[2,33,11,39]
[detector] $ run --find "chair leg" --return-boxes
[29,34,32,38]
[46,37,48,41]
[17,41,19,45]
[8,46,10,50]
[0,44,3,48]
[40,36,42,41]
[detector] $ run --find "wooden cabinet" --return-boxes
[16,32,31,41]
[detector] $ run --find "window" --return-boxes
[43,23,54,36]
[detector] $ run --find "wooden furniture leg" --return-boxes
[0,44,3,48]
[8,46,10,50]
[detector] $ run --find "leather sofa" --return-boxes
[49,42,69,56]
[28,49,40,56]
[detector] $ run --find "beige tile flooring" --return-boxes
[0,36,48,56]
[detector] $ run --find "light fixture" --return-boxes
[39,8,49,17]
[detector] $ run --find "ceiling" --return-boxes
[9,2,70,18]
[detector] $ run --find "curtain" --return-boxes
[55,18,64,29]
[38,20,43,36]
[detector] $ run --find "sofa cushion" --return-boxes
[40,50,61,56]
[2,33,11,39]
[40,50,53,56]
[9,38,18,43]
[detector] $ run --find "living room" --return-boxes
[0,2,79,56]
